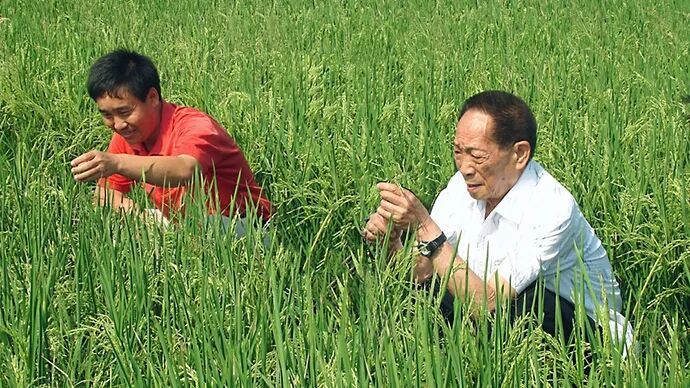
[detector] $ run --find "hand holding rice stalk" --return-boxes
[361,179,405,255]
[361,179,431,257]
[375,181,432,232]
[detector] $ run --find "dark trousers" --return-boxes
[429,279,602,376]
[435,279,600,344]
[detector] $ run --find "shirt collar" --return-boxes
[490,160,539,224]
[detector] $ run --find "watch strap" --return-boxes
[417,232,447,258]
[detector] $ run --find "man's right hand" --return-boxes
[361,213,403,254]
[71,150,120,182]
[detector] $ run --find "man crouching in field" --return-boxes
[362,90,632,355]
[71,49,271,231]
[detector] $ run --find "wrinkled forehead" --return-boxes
[454,109,497,149]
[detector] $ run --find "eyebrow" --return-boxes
[99,106,132,114]
[453,144,486,153]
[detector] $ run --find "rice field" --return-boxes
[0,0,689,386]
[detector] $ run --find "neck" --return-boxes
[483,164,530,219]
[484,200,498,219]
[143,102,164,150]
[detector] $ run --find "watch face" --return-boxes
[416,233,445,258]
[419,244,431,256]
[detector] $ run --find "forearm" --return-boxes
[113,154,199,187]
[415,222,499,313]
[373,182,505,310]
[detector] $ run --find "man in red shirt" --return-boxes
[70,49,271,227]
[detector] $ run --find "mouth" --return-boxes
[466,183,482,193]
[119,128,136,139]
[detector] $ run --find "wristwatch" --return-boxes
[416,232,447,258]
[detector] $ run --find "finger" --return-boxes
[379,189,409,207]
[363,212,381,226]
[368,212,387,224]
[379,200,405,219]
[362,215,377,234]
[378,183,419,204]
[71,158,98,176]
[73,162,103,182]
[376,182,404,195]
[362,220,395,242]
[361,229,378,242]
[70,151,96,167]
[376,205,395,222]
[367,215,389,234]
[364,218,383,235]
[73,169,100,182]
[369,212,388,223]
[363,219,387,239]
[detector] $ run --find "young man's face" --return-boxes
[96,87,161,146]
[453,109,528,210]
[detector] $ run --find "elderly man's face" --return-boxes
[453,109,526,212]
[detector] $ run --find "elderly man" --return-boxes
[70,49,271,230]
[362,91,631,350]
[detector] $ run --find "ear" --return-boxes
[513,140,531,169]
[146,87,160,105]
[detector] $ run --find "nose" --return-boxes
[113,117,128,131]
[456,154,476,178]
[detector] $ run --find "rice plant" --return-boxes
[0,0,688,386]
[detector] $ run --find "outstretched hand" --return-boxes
[71,150,119,182]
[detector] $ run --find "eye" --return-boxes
[471,152,488,162]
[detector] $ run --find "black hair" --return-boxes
[87,49,162,102]
[458,90,537,160]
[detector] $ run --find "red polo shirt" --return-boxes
[98,101,271,221]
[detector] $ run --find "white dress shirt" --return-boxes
[430,160,633,350]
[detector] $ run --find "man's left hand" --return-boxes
[71,150,120,182]
[376,182,432,230]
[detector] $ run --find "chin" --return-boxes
[467,191,482,200]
